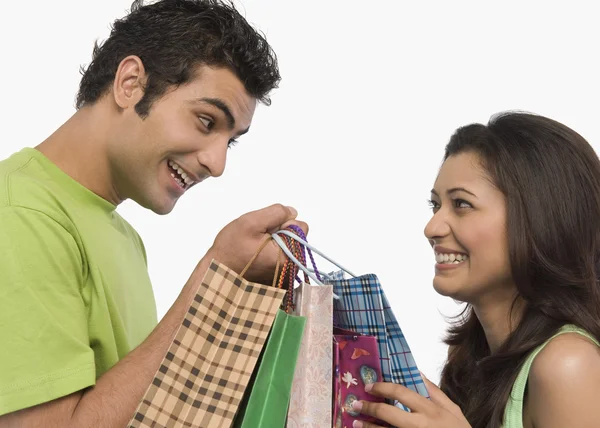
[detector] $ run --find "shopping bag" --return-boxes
[232,229,308,427]
[286,282,334,428]
[129,239,287,428]
[327,271,429,411]
[271,229,428,414]
[232,309,306,427]
[333,327,388,428]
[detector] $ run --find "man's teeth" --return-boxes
[170,173,185,188]
[435,253,468,264]
[168,160,195,186]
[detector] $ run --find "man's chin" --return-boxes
[151,205,176,215]
[134,195,178,215]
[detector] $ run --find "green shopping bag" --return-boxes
[232,309,306,427]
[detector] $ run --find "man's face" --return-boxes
[109,65,256,214]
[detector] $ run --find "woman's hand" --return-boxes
[351,374,471,428]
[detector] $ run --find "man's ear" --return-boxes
[112,55,146,109]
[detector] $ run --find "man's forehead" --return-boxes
[183,71,256,127]
[187,65,247,95]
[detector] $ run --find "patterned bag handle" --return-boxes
[273,230,357,278]
[271,234,324,286]
[285,225,322,283]
[239,232,307,313]
[275,231,309,312]
[271,228,343,301]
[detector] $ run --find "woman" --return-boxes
[352,112,600,428]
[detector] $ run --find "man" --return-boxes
[0,0,305,426]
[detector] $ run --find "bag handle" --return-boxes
[273,230,357,278]
[285,225,322,283]
[239,232,313,313]
[271,234,324,286]
[271,232,341,301]
[276,232,308,312]
[240,236,283,289]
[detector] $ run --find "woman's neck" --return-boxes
[472,290,524,353]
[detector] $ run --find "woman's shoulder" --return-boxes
[530,329,600,385]
[526,327,600,426]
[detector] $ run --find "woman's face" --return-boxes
[424,151,514,304]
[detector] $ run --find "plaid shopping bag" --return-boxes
[327,271,429,411]
[128,260,286,428]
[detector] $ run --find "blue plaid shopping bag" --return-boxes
[325,270,429,411]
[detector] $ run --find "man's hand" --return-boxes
[202,203,308,284]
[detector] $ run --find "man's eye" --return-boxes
[199,117,214,130]
[228,139,239,149]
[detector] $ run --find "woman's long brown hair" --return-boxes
[438,112,600,427]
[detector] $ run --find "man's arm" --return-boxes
[0,254,210,428]
[0,204,303,428]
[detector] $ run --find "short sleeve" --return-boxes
[0,207,95,416]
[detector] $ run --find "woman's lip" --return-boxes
[433,245,468,255]
[435,261,466,271]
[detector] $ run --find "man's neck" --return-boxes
[36,105,123,206]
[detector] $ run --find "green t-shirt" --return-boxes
[0,148,158,416]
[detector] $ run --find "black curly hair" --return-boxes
[76,0,280,117]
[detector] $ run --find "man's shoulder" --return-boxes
[0,148,56,206]
[0,151,85,252]
[0,149,80,221]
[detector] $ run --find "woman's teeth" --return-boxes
[435,253,468,264]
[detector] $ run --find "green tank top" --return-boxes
[502,324,600,427]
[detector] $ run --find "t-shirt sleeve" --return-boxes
[0,207,96,416]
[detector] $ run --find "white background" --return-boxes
[1,0,599,384]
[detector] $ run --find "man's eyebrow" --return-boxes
[196,97,235,129]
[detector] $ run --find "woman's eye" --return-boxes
[427,199,440,211]
[199,117,214,130]
[454,199,472,209]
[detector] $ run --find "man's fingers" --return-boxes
[281,220,309,235]
[242,204,298,233]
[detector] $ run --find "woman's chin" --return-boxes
[433,278,467,300]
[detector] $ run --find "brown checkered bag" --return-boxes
[128,239,287,428]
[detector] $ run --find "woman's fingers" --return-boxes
[366,382,433,413]
[353,398,413,427]
[421,372,462,416]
